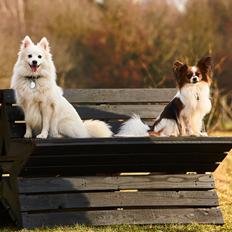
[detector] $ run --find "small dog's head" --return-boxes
[173,56,212,88]
[18,36,51,73]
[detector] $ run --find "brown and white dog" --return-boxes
[117,57,212,137]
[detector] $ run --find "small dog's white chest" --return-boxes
[179,83,211,115]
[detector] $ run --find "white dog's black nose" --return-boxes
[32,60,37,65]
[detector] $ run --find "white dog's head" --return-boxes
[17,36,55,76]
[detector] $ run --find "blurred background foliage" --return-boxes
[0,0,231,131]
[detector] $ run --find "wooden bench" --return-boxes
[0,88,231,228]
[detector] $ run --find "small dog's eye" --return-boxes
[38,55,42,59]
[28,54,32,58]
[196,72,200,76]
[187,73,192,79]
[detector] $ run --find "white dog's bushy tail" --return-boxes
[84,120,113,137]
[116,114,150,137]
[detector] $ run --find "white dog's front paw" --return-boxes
[24,131,32,138]
[52,133,63,138]
[189,133,198,137]
[36,132,48,139]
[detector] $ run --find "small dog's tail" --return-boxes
[116,114,150,137]
[84,120,113,138]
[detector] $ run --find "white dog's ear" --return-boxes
[22,36,33,48]
[38,37,50,52]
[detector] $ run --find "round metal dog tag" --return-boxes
[30,80,36,89]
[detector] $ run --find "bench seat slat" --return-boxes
[18,174,215,193]
[20,163,219,176]
[7,137,232,154]
[25,153,226,166]
[1,89,177,104]
[19,190,219,211]
[30,136,232,144]
[21,207,224,228]
[63,89,177,104]
[6,104,164,122]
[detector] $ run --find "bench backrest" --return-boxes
[0,88,176,138]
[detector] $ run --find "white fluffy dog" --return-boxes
[11,36,112,139]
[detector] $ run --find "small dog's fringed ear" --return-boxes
[22,36,33,48]
[173,60,188,83]
[173,60,187,73]
[173,61,184,70]
[38,37,50,52]
[197,56,212,73]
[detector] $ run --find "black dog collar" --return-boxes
[25,75,43,89]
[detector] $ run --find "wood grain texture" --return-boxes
[21,153,222,175]
[6,104,165,122]
[63,88,176,103]
[1,88,177,104]
[19,190,219,211]
[21,207,224,228]
[18,174,215,193]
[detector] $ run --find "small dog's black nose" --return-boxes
[32,60,37,65]
[193,77,198,82]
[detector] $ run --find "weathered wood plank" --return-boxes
[20,163,219,176]
[25,153,226,167]
[1,88,177,104]
[32,136,232,144]
[18,174,215,193]
[31,145,229,156]
[31,137,232,154]
[19,190,219,211]
[6,104,164,122]
[63,89,176,103]
[21,207,224,228]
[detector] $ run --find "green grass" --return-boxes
[1,133,232,232]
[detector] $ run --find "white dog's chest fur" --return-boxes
[14,77,58,131]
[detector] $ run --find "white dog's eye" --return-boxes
[38,55,42,59]
[28,54,32,58]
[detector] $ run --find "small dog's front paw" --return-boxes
[36,133,48,139]
[24,132,32,138]
[200,132,208,136]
